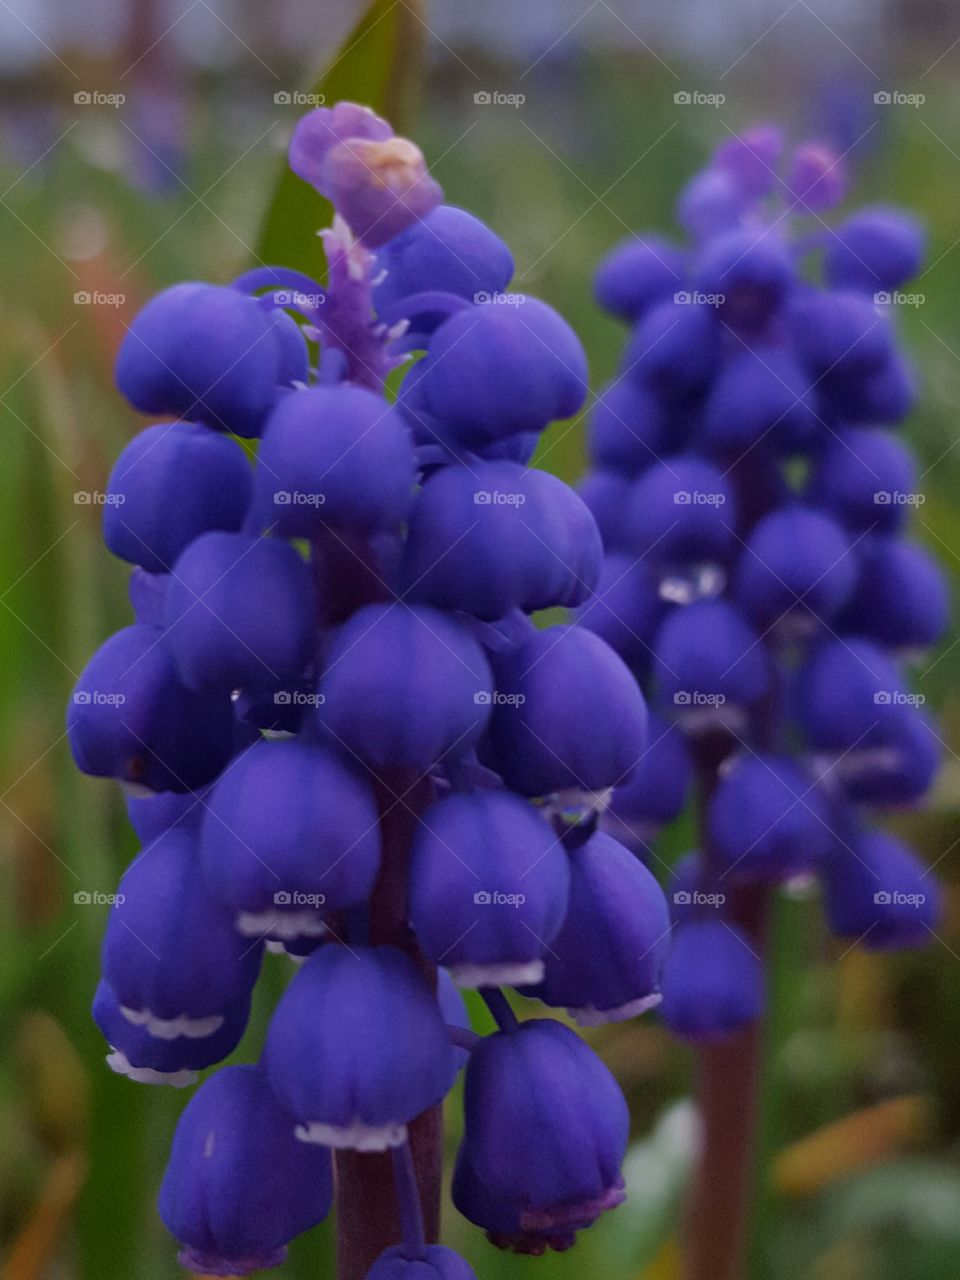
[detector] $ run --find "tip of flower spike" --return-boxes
[288,101,443,248]
[787,141,847,213]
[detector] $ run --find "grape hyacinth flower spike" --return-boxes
[585,125,947,1280]
[66,99,657,1278]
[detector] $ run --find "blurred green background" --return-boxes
[1,1,958,1277]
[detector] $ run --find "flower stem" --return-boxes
[685,883,770,1280]
[480,986,519,1032]
[686,741,771,1280]
[335,770,442,1280]
[391,1141,427,1257]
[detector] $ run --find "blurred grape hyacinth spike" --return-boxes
[584,125,946,1280]
[64,101,661,1278]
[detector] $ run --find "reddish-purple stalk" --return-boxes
[335,771,443,1280]
[685,709,772,1280]
[685,885,769,1280]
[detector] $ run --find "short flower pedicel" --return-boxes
[67,102,663,1275]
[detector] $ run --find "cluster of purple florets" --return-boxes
[580,126,948,1040]
[66,103,671,1276]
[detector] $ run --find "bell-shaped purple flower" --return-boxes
[576,553,666,676]
[623,296,721,402]
[93,980,252,1087]
[808,428,917,534]
[676,167,746,243]
[67,624,235,793]
[264,945,455,1151]
[821,829,939,950]
[628,456,737,570]
[652,600,770,734]
[708,753,831,881]
[700,344,819,456]
[488,624,647,798]
[587,378,668,475]
[521,831,670,1024]
[824,205,925,293]
[594,235,686,323]
[842,538,948,652]
[604,714,693,845]
[795,641,939,804]
[659,918,764,1040]
[373,203,514,325]
[401,460,601,620]
[825,348,916,425]
[409,789,570,987]
[366,1245,477,1280]
[576,471,635,552]
[413,297,587,446]
[200,738,380,939]
[316,603,492,770]
[104,422,252,573]
[452,1019,628,1253]
[787,287,894,379]
[96,828,262,1082]
[692,228,793,329]
[164,531,315,693]
[733,505,857,630]
[158,1064,333,1275]
[115,284,290,437]
[254,384,415,537]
